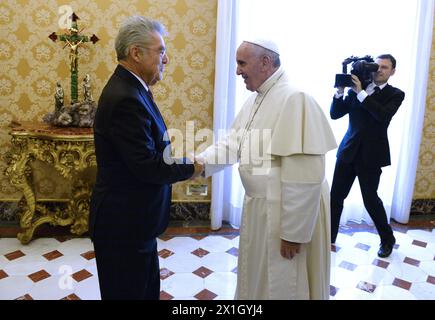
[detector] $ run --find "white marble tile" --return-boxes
[419,260,435,277]
[56,238,93,256]
[406,230,435,244]
[0,238,23,256]
[352,264,395,286]
[231,236,240,249]
[3,254,47,276]
[160,236,201,254]
[204,272,237,297]
[197,236,234,253]
[372,285,417,300]
[18,238,62,256]
[73,276,101,300]
[335,246,375,266]
[424,242,435,256]
[335,233,358,247]
[394,231,414,247]
[29,275,75,300]
[0,255,9,269]
[0,275,34,300]
[332,287,377,300]
[214,295,235,300]
[161,273,205,298]
[40,254,90,276]
[161,251,203,273]
[396,243,434,262]
[200,252,238,272]
[330,267,361,289]
[350,232,380,246]
[409,282,435,300]
[387,262,429,283]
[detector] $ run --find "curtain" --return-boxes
[391,1,434,223]
[209,0,244,229]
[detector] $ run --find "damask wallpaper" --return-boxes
[0,0,216,202]
[414,20,435,199]
[0,0,433,206]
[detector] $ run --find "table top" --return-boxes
[8,121,94,140]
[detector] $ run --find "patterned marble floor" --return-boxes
[0,225,434,300]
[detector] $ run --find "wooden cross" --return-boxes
[49,12,99,103]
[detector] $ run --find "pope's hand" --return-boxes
[280,239,301,260]
[190,161,204,179]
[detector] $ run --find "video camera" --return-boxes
[334,55,379,89]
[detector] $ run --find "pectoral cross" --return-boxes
[49,12,99,103]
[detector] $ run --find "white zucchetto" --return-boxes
[244,39,280,55]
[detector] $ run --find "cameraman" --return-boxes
[330,54,405,258]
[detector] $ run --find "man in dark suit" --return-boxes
[89,16,203,300]
[330,54,405,258]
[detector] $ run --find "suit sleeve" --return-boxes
[361,89,405,123]
[330,93,352,119]
[109,97,194,185]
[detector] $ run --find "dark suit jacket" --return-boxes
[330,84,405,168]
[89,65,194,246]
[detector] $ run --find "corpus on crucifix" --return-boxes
[49,12,99,103]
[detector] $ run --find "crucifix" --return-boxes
[49,12,99,103]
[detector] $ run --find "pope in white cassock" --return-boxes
[197,39,337,299]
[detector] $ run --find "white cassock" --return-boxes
[199,67,337,300]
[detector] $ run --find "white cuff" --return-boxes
[357,90,368,103]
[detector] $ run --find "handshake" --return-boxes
[189,154,205,179]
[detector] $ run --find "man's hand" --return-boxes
[351,74,362,93]
[280,239,301,260]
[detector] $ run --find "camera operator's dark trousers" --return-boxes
[330,159,395,245]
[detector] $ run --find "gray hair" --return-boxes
[115,16,167,61]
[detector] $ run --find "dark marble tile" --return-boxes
[160,291,174,300]
[403,257,420,267]
[71,269,92,282]
[330,285,339,297]
[372,259,390,269]
[61,293,81,300]
[193,266,213,278]
[392,278,412,290]
[194,289,217,300]
[160,268,175,280]
[412,240,427,248]
[338,261,358,271]
[43,250,63,261]
[191,248,209,258]
[4,250,25,261]
[80,251,95,260]
[28,270,51,283]
[355,243,371,251]
[356,281,376,293]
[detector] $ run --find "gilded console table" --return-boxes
[4,121,96,244]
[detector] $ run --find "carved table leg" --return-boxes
[4,141,38,244]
